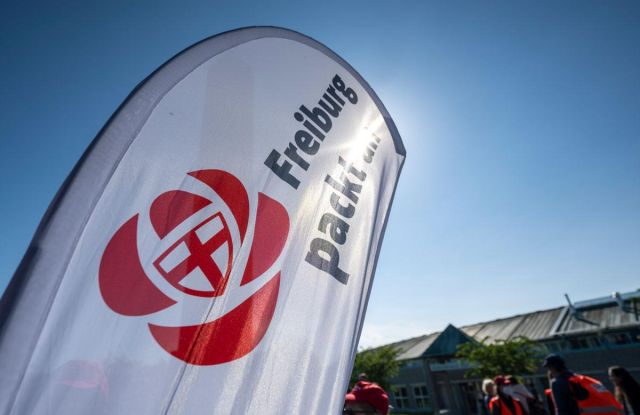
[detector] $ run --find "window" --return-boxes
[545,341,563,352]
[589,337,602,347]
[608,332,632,345]
[413,384,429,408]
[391,386,409,409]
[568,337,589,350]
[459,382,479,414]
[401,360,423,369]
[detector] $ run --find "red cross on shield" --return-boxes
[152,212,233,297]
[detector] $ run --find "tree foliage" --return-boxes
[455,336,541,379]
[350,345,401,390]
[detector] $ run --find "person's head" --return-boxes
[344,382,389,415]
[493,376,511,397]
[542,354,567,378]
[609,366,640,394]
[505,375,519,385]
[482,378,495,396]
[609,366,627,387]
[358,373,368,381]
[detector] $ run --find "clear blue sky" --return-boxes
[1,1,639,347]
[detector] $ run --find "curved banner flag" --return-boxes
[0,27,405,414]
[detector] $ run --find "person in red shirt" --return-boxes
[490,376,526,415]
[544,354,623,415]
[343,380,390,415]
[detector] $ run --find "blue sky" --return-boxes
[1,1,639,347]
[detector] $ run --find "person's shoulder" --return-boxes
[553,371,575,382]
[551,373,572,391]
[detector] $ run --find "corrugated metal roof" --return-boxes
[382,291,640,361]
[457,309,563,344]
[466,315,525,344]
[460,323,485,338]
[509,308,563,340]
[554,304,640,335]
[394,332,440,360]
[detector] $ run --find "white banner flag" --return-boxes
[0,27,405,415]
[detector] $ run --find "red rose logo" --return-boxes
[98,169,289,365]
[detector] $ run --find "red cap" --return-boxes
[493,375,511,386]
[345,381,389,415]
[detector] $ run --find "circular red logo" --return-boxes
[98,169,289,365]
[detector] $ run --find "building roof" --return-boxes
[462,307,564,344]
[384,290,640,361]
[391,332,440,360]
[551,303,640,336]
[423,324,475,357]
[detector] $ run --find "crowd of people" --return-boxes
[340,354,640,415]
[481,354,640,415]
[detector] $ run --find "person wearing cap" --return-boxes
[544,354,581,415]
[490,376,526,415]
[343,380,389,415]
[543,353,623,415]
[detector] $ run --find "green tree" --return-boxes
[455,336,542,379]
[350,345,401,390]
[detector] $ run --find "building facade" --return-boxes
[382,291,640,414]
